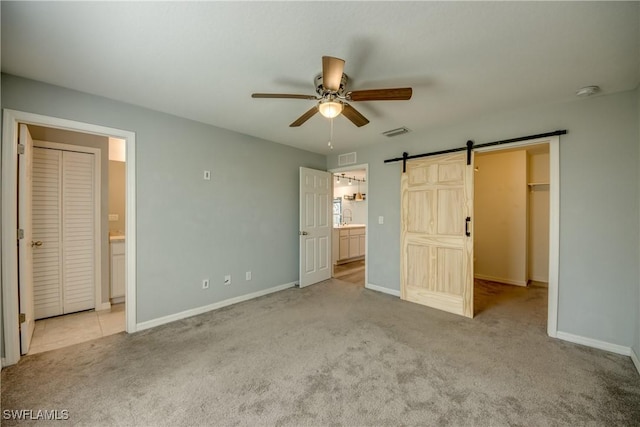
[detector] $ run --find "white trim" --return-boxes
[329,163,369,288]
[1,109,137,366]
[474,274,527,287]
[2,114,21,366]
[365,283,401,297]
[556,331,631,356]
[125,120,137,333]
[475,135,560,338]
[631,348,640,375]
[96,302,112,311]
[136,281,297,331]
[547,137,560,338]
[34,140,102,313]
[111,296,125,305]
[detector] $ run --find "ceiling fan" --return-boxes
[252,56,412,128]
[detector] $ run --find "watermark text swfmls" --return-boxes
[3,409,69,421]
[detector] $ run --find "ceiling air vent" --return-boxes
[382,127,411,137]
[338,152,357,166]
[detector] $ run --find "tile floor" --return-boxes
[27,303,125,355]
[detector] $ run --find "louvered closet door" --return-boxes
[62,151,95,313]
[32,148,64,319]
[32,149,95,318]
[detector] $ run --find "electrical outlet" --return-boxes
[202,279,210,289]
[224,275,231,285]
[246,271,251,281]
[378,216,384,224]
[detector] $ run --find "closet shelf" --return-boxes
[527,182,549,186]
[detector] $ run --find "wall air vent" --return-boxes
[382,127,411,137]
[338,152,357,166]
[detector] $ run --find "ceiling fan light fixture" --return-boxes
[318,100,344,119]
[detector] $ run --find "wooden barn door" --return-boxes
[401,152,474,318]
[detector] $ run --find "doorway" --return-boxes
[329,165,368,287]
[398,135,559,336]
[25,127,127,355]
[474,143,551,322]
[474,136,559,337]
[2,109,137,366]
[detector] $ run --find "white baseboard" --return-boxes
[631,348,640,375]
[474,274,527,287]
[529,276,549,283]
[556,331,631,356]
[96,302,112,311]
[111,296,125,305]
[135,281,297,332]
[1,357,6,369]
[365,283,401,297]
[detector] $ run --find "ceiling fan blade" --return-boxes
[342,104,370,127]
[322,56,345,92]
[290,106,319,127]
[252,93,318,100]
[347,87,412,102]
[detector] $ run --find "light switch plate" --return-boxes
[378,216,384,224]
[203,170,211,180]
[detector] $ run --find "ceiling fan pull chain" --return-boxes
[327,118,334,150]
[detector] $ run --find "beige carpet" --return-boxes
[2,279,639,425]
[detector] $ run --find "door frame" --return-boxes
[2,109,137,367]
[33,140,103,314]
[474,135,559,338]
[328,163,369,288]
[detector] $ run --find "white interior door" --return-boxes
[32,148,95,318]
[401,152,474,318]
[18,124,35,354]
[62,151,95,313]
[299,167,332,287]
[32,147,64,319]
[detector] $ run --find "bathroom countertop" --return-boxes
[109,235,125,242]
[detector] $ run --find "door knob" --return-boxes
[299,231,309,236]
[31,240,43,247]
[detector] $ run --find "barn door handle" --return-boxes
[465,217,471,237]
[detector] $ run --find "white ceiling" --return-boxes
[2,2,638,154]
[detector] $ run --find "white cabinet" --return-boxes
[338,234,350,259]
[336,226,366,262]
[349,235,360,258]
[110,240,125,300]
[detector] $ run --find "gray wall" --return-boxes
[328,89,640,348]
[2,74,325,323]
[28,125,110,305]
